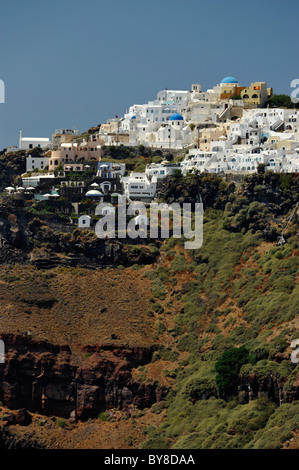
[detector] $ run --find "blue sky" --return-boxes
[0,0,298,149]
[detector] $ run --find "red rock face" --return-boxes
[239,372,299,405]
[0,333,168,420]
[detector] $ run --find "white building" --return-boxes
[122,172,157,201]
[113,88,192,149]
[21,173,56,187]
[78,215,92,228]
[145,161,181,179]
[97,162,126,178]
[19,131,51,150]
[26,155,50,172]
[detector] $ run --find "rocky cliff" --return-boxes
[0,200,159,268]
[0,150,26,192]
[0,333,167,421]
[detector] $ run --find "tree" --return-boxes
[173,169,182,178]
[257,163,266,174]
[215,346,250,398]
[29,146,44,158]
[266,94,298,109]
[138,144,146,156]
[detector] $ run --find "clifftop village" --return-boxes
[2,76,299,229]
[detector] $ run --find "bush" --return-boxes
[57,418,67,428]
[156,321,167,335]
[98,411,108,422]
[252,402,299,449]
[153,302,164,314]
[170,256,190,273]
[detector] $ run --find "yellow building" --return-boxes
[240,82,273,107]
[100,121,119,133]
[271,139,295,150]
[220,85,246,100]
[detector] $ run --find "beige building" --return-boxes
[240,82,273,107]
[269,138,297,151]
[49,138,104,171]
[197,125,228,151]
[100,121,119,133]
[52,129,80,149]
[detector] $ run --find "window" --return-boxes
[29,144,33,149]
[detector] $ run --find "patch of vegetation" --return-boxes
[57,418,68,428]
[152,346,179,362]
[215,346,251,398]
[141,173,299,449]
[98,411,108,422]
[0,273,20,283]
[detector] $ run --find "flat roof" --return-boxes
[21,137,50,141]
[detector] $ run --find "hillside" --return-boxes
[0,150,26,191]
[0,171,298,449]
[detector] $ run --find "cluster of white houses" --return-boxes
[8,75,298,203]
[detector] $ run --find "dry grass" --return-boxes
[0,264,156,353]
[0,404,166,449]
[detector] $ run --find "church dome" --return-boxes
[221,76,238,84]
[169,113,184,121]
[85,190,104,196]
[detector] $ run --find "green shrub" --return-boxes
[98,411,108,422]
[153,302,164,314]
[170,256,190,273]
[156,321,167,335]
[57,418,67,428]
[251,402,299,449]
